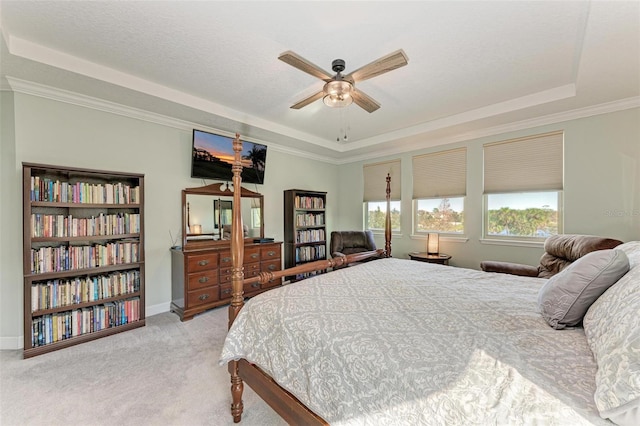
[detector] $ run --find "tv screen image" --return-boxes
[191,129,268,184]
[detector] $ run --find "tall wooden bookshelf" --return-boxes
[283,189,327,282]
[22,163,145,358]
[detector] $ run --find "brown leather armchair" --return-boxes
[330,230,382,261]
[481,234,624,278]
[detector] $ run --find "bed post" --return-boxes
[385,173,392,257]
[228,133,244,422]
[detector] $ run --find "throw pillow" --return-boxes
[537,249,629,329]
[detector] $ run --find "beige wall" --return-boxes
[0,92,338,348]
[335,107,640,270]
[1,90,638,348]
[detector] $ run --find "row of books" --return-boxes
[30,297,141,347]
[31,270,140,311]
[296,229,325,244]
[294,196,324,210]
[31,212,140,238]
[295,213,325,227]
[295,245,326,262]
[30,176,140,204]
[30,241,140,274]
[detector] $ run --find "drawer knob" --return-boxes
[268,265,276,271]
[267,251,275,256]
[222,288,231,295]
[251,253,258,259]
[198,276,209,283]
[198,260,210,266]
[222,257,231,263]
[198,294,210,301]
[251,283,259,288]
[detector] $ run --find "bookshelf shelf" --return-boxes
[22,163,145,358]
[283,189,327,282]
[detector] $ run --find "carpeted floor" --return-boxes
[0,306,286,426]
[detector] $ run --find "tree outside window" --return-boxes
[365,201,401,232]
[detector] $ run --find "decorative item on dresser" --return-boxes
[283,189,327,282]
[170,181,282,321]
[22,162,145,358]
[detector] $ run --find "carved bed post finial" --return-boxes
[385,173,392,257]
[229,133,245,422]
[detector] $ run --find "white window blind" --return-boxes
[412,148,467,199]
[363,159,401,201]
[484,131,563,193]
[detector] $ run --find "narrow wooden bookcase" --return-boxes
[283,189,327,282]
[22,163,145,358]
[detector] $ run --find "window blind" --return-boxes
[363,159,401,201]
[483,131,563,193]
[412,147,467,199]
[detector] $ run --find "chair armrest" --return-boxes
[480,261,540,277]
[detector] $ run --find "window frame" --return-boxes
[482,190,564,242]
[412,196,466,235]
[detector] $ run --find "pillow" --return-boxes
[537,249,629,329]
[615,240,640,270]
[584,262,640,426]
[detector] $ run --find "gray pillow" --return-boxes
[538,249,629,329]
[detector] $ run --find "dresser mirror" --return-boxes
[182,183,264,249]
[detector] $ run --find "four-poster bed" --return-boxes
[222,134,640,426]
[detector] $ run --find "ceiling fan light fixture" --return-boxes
[323,80,353,108]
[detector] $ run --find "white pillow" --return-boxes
[583,254,640,426]
[615,241,640,269]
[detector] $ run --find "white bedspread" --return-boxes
[220,258,609,425]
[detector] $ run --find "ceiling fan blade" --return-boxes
[278,51,333,82]
[352,89,381,113]
[344,49,409,83]
[290,91,324,109]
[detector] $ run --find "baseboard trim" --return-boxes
[146,302,171,317]
[0,336,23,351]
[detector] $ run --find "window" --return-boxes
[415,197,464,233]
[365,200,402,231]
[363,160,401,232]
[485,192,561,238]
[483,131,563,240]
[412,148,466,234]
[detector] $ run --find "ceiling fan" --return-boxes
[278,49,408,113]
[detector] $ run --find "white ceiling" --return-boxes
[1,1,639,162]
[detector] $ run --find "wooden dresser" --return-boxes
[171,241,282,321]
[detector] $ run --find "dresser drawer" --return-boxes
[187,253,218,273]
[245,247,261,263]
[260,246,281,260]
[187,270,218,291]
[219,252,232,268]
[261,259,281,274]
[220,281,261,298]
[186,286,220,307]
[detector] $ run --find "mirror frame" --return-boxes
[182,182,264,250]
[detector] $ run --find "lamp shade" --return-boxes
[191,224,202,234]
[427,233,439,254]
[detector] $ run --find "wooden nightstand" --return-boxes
[408,252,452,265]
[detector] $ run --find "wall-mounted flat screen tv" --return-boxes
[191,129,268,184]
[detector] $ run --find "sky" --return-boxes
[193,130,263,168]
[368,192,559,213]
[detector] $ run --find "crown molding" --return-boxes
[6,76,638,166]
[334,96,640,165]
[4,76,337,164]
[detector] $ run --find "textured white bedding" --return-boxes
[220,258,609,425]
